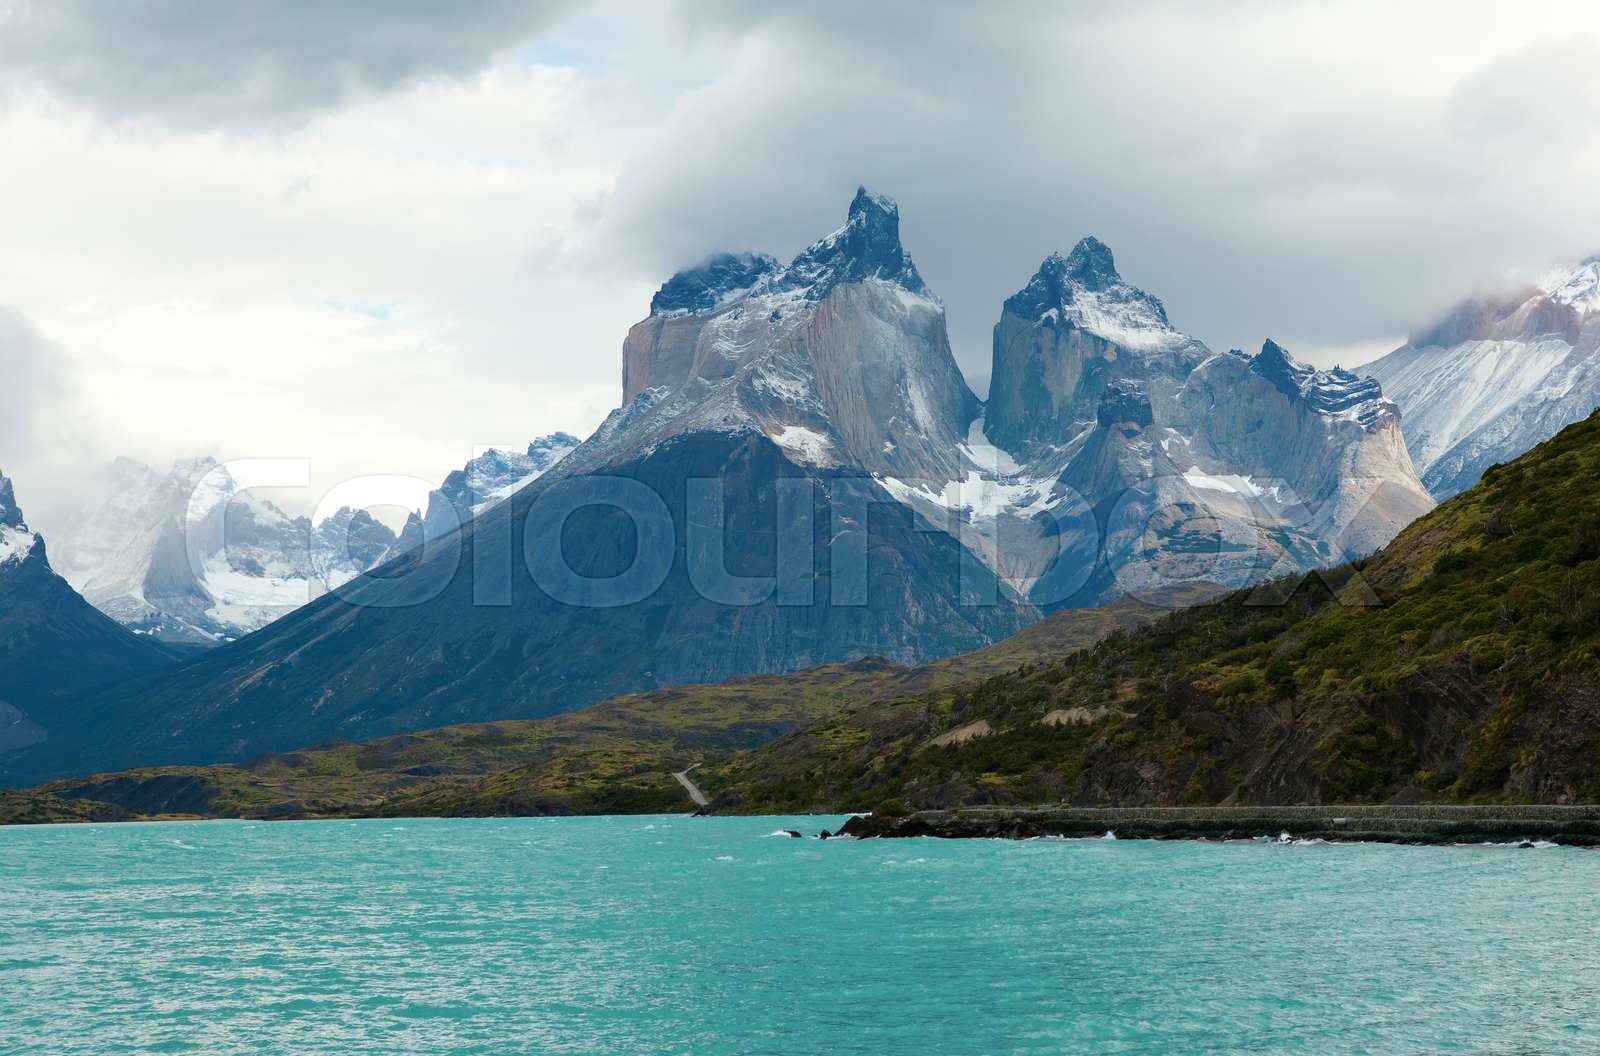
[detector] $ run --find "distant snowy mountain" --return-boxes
[49,457,405,644]
[1365,257,1600,499]
[421,433,579,541]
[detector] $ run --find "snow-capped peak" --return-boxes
[0,470,40,567]
[646,187,930,319]
[1542,255,1600,316]
[650,252,780,317]
[421,431,582,540]
[1247,339,1394,429]
[770,185,926,299]
[1002,238,1185,352]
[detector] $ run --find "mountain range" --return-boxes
[11,403,1600,821]
[44,434,582,646]
[1,187,1594,791]
[0,189,1038,784]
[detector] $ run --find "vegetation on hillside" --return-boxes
[701,411,1600,812]
[0,593,1191,823]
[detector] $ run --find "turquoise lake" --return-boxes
[2,816,1597,1054]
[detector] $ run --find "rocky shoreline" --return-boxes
[837,805,1600,846]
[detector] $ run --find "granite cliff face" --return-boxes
[1174,342,1433,561]
[985,239,1208,461]
[1364,258,1600,499]
[880,243,1433,608]
[612,188,978,484]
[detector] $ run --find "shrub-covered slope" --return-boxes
[0,592,1197,823]
[702,411,1600,813]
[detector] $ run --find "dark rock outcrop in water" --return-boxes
[840,806,1600,846]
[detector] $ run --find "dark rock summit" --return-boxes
[1248,340,1391,428]
[773,186,927,299]
[650,252,779,316]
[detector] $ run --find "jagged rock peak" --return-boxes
[527,431,582,460]
[1062,236,1120,290]
[1246,340,1392,428]
[650,252,780,317]
[0,470,23,530]
[0,469,41,567]
[1003,238,1172,332]
[773,185,926,299]
[648,187,929,318]
[1096,379,1154,428]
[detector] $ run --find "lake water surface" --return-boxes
[2,815,1597,1054]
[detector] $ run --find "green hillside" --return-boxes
[0,590,1205,823]
[700,411,1600,813]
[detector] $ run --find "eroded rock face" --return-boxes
[1096,380,1154,429]
[960,239,1434,609]
[608,187,978,484]
[985,239,1208,460]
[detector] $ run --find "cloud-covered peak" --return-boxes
[650,253,781,316]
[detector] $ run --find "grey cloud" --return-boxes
[0,0,583,127]
[597,4,1600,381]
[0,306,65,461]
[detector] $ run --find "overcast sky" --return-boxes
[4,0,1600,525]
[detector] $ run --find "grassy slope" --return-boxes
[1,590,1207,823]
[701,411,1600,813]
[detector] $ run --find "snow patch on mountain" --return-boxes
[1543,256,1600,315]
[48,457,406,644]
[422,432,579,539]
[770,426,835,465]
[1367,256,1600,498]
[0,523,36,567]
[1005,239,1190,353]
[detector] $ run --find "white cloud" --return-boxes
[1,0,1599,521]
